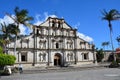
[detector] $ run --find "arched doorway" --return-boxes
[54,53,61,66]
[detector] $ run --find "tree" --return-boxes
[102,41,109,50]
[0,22,12,53]
[7,24,20,36]
[0,23,20,53]
[101,9,120,61]
[96,49,104,62]
[0,46,3,53]
[7,24,20,55]
[116,35,120,47]
[6,7,33,55]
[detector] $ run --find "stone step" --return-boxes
[22,66,104,74]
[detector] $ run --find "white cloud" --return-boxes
[0,15,15,34]
[73,22,80,29]
[19,24,26,35]
[34,12,57,26]
[73,22,93,42]
[0,15,14,25]
[34,14,43,26]
[77,32,93,42]
[44,12,57,20]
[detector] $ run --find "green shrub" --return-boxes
[96,49,104,62]
[0,54,16,66]
[109,61,119,68]
[0,46,3,53]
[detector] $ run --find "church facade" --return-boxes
[8,17,95,67]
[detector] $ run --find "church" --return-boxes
[8,17,95,68]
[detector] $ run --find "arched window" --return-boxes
[36,29,39,35]
[82,53,89,60]
[21,53,27,62]
[58,21,61,28]
[56,43,59,48]
[52,20,55,27]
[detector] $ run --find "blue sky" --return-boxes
[0,0,120,50]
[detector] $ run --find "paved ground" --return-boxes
[1,68,120,80]
[21,62,109,74]
[22,65,104,74]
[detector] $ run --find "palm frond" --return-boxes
[1,22,6,33]
[14,7,33,27]
[102,9,120,21]
[8,24,20,36]
[101,9,108,16]
[24,17,34,21]
[24,23,33,29]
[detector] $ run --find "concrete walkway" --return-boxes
[22,63,109,74]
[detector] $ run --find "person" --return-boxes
[19,64,23,73]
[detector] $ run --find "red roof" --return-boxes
[116,48,120,54]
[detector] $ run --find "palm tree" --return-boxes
[8,24,20,55]
[6,7,33,55]
[8,24,20,35]
[102,42,106,50]
[6,7,33,27]
[0,22,20,54]
[102,41,110,50]
[0,22,10,39]
[101,9,120,61]
[116,35,120,47]
[14,7,33,27]
[0,22,11,53]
